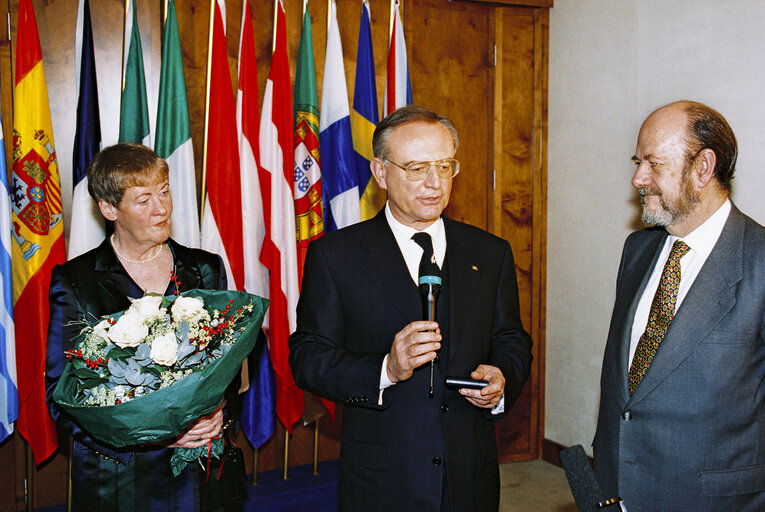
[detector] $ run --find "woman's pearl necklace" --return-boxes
[110,234,164,264]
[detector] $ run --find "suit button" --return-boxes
[440,403,449,412]
[432,457,442,466]
[622,411,632,421]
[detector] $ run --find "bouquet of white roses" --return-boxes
[52,289,267,475]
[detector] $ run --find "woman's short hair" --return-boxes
[87,143,170,206]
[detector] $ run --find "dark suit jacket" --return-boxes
[289,212,533,512]
[45,238,227,512]
[594,205,765,511]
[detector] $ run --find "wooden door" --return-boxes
[407,0,547,461]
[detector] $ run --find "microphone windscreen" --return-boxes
[560,445,604,512]
[419,261,441,280]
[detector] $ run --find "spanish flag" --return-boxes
[11,0,65,465]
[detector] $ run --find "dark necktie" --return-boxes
[627,240,690,394]
[412,232,438,278]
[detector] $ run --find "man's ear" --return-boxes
[98,199,118,221]
[694,148,717,188]
[370,157,388,190]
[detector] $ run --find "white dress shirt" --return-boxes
[629,199,731,365]
[385,204,447,283]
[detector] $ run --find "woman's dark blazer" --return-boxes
[45,238,226,512]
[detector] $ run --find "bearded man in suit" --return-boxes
[594,100,765,511]
[289,105,533,512]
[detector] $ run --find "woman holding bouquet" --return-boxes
[45,143,237,512]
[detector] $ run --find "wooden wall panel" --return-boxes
[408,0,493,230]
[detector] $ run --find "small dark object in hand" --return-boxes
[445,377,489,390]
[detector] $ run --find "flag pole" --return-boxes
[162,0,168,25]
[5,0,10,160]
[313,420,320,475]
[26,444,33,512]
[389,0,395,43]
[4,0,9,42]
[272,0,277,53]
[252,448,259,485]
[121,0,129,102]
[283,424,290,480]
[200,0,215,218]
[326,0,331,34]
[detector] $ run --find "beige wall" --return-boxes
[546,0,765,454]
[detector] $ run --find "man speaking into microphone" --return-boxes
[289,105,533,512]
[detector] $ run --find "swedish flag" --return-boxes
[351,1,385,221]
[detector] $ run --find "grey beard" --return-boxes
[638,187,698,227]
[641,203,676,226]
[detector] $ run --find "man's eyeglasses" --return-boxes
[385,158,460,182]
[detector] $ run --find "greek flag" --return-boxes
[0,116,17,442]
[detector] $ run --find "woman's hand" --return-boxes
[167,402,224,449]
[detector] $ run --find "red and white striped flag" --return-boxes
[237,0,267,299]
[258,0,303,432]
[383,0,413,116]
[200,0,244,291]
[237,0,276,449]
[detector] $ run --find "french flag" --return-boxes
[69,0,103,260]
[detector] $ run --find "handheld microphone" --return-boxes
[560,445,625,511]
[418,261,441,399]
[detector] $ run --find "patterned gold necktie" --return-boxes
[627,240,690,395]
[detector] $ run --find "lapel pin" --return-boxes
[471,265,478,271]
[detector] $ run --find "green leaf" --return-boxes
[107,347,135,360]
[77,377,109,393]
[143,366,162,378]
[170,438,224,477]
[73,367,101,379]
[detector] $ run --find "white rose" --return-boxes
[171,296,205,323]
[128,295,164,322]
[92,319,112,343]
[108,311,149,348]
[150,332,179,366]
